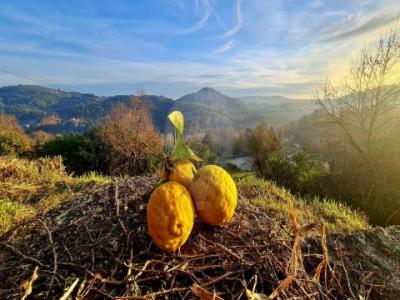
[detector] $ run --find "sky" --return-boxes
[0,0,399,99]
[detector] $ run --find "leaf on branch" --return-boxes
[168,111,185,135]
[168,111,203,161]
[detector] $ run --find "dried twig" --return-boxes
[39,219,59,299]
[59,278,79,300]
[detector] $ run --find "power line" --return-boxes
[0,64,84,93]
[0,64,319,116]
[0,64,79,92]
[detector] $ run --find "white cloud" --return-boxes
[219,0,243,38]
[212,40,236,54]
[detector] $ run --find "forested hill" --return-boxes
[0,85,316,135]
[0,85,174,134]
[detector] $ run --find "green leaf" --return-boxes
[171,133,203,162]
[168,111,184,135]
[168,110,203,162]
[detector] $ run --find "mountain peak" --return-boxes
[198,87,219,94]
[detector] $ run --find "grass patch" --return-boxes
[0,200,35,234]
[0,156,111,235]
[235,174,369,233]
[77,171,112,187]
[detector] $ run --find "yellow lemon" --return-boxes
[161,160,196,188]
[147,181,195,252]
[189,165,237,226]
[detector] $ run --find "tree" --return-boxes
[99,96,163,176]
[40,114,61,126]
[39,129,109,175]
[187,140,218,163]
[315,28,400,225]
[246,122,283,174]
[0,114,32,156]
[31,130,54,146]
[263,151,323,195]
[40,134,89,174]
[232,131,249,156]
[316,28,400,156]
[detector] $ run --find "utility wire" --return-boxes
[0,64,319,116]
[0,64,84,93]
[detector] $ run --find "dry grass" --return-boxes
[0,176,349,299]
[235,174,369,233]
[0,175,385,299]
[0,156,111,235]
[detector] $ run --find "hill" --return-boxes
[2,157,400,299]
[0,85,174,134]
[167,87,246,133]
[241,95,304,105]
[240,95,319,127]
[0,85,317,136]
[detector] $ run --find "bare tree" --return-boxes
[315,28,400,156]
[100,94,163,176]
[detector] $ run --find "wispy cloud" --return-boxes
[219,0,243,38]
[1,0,399,99]
[202,0,228,31]
[176,11,211,34]
[319,10,400,42]
[175,0,211,34]
[212,40,236,54]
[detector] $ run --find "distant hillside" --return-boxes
[241,95,302,105]
[167,87,246,133]
[0,85,173,134]
[0,85,316,135]
[240,95,319,127]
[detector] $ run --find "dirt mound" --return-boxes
[323,226,400,299]
[0,176,398,299]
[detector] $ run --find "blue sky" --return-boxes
[0,0,398,98]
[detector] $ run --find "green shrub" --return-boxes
[40,134,92,175]
[262,151,323,195]
[0,132,32,156]
[187,140,218,163]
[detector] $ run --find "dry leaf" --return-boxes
[191,283,223,300]
[20,266,39,300]
[246,289,270,299]
[268,275,295,299]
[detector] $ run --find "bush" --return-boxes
[40,134,91,175]
[99,99,163,176]
[246,122,282,175]
[187,140,218,163]
[0,132,32,156]
[262,151,323,195]
[0,114,32,156]
[39,99,163,176]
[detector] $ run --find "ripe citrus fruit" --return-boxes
[189,165,237,226]
[169,160,196,187]
[160,160,196,188]
[147,181,195,251]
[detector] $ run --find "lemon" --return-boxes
[147,181,195,251]
[160,160,196,188]
[169,160,196,187]
[189,165,237,226]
